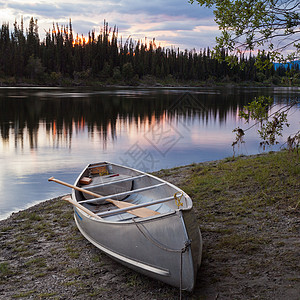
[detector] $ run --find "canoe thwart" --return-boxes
[48,177,161,218]
[82,174,146,190]
[78,183,166,204]
[97,196,175,217]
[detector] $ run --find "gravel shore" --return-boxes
[1,154,299,299]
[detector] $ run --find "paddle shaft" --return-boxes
[62,195,101,219]
[49,176,110,199]
[48,177,160,218]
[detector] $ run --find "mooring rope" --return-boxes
[132,218,192,300]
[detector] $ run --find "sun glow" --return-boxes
[73,33,89,46]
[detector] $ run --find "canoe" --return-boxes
[69,162,202,291]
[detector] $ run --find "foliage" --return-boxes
[239,96,273,124]
[190,0,300,64]
[122,62,135,81]
[233,96,299,152]
[258,111,289,148]
[0,18,299,85]
[232,127,245,154]
[287,131,300,151]
[26,55,45,80]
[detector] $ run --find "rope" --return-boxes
[174,192,184,209]
[132,218,192,299]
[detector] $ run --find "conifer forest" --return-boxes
[0,18,299,85]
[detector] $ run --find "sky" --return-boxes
[0,0,219,51]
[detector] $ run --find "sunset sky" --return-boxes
[0,0,219,50]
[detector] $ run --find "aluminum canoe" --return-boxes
[71,162,202,292]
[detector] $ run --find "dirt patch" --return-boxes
[1,152,299,299]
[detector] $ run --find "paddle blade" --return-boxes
[107,199,160,217]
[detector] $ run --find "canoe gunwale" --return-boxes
[72,161,193,224]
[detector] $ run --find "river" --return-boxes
[0,86,299,220]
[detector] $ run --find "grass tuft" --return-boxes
[0,262,12,277]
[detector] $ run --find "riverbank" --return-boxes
[0,150,299,299]
[1,74,299,88]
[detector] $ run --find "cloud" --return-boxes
[1,0,218,50]
[144,18,214,32]
[4,0,213,20]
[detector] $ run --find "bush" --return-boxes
[112,67,122,81]
[256,72,266,82]
[26,55,45,81]
[49,72,63,85]
[122,62,135,81]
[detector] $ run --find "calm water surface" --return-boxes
[0,86,299,220]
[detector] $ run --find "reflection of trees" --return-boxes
[0,88,285,149]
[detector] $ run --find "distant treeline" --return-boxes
[0,18,299,85]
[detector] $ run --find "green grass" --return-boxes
[65,243,80,258]
[92,254,102,263]
[12,290,36,298]
[36,292,57,298]
[15,233,35,244]
[126,273,143,287]
[1,225,13,232]
[178,150,300,263]
[0,150,298,299]
[63,280,80,287]
[89,287,109,296]
[66,267,80,276]
[25,257,47,268]
[217,233,269,254]
[0,262,12,277]
[28,212,42,221]
[183,151,300,220]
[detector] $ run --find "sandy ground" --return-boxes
[0,161,299,299]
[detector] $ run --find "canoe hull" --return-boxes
[74,207,202,291]
[71,162,202,291]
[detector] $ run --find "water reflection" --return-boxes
[0,87,299,220]
[0,87,255,148]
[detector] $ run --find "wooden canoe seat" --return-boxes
[79,177,92,185]
[89,165,109,176]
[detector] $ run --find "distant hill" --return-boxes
[273,60,300,70]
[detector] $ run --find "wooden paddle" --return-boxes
[62,195,101,219]
[48,177,160,218]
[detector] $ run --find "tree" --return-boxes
[232,96,299,155]
[122,62,135,81]
[26,17,39,58]
[26,55,45,80]
[190,0,299,153]
[190,0,300,63]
